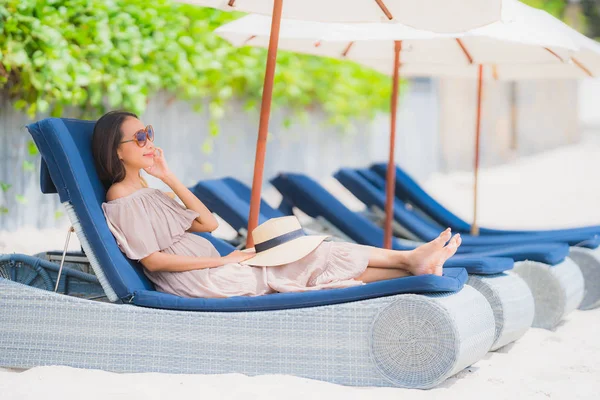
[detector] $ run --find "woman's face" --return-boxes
[117,117,156,170]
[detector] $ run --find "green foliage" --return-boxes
[581,0,600,40]
[0,0,392,127]
[521,0,567,18]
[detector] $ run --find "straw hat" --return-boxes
[241,216,329,267]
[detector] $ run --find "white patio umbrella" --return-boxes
[178,0,504,32]
[215,0,596,246]
[176,0,506,247]
[329,14,600,236]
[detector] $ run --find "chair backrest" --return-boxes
[28,118,154,300]
[271,173,410,249]
[334,168,441,241]
[371,163,472,232]
[221,177,284,219]
[190,178,274,232]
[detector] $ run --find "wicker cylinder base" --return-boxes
[370,286,494,388]
[0,279,494,389]
[512,258,584,329]
[568,246,600,310]
[467,273,534,351]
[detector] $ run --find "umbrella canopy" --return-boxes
[177,0,503,32]
[215,0,586,71]
[215,0,597,243]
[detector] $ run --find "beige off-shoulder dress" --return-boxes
[101,188,370,298]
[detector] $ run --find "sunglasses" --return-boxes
[120,125,155,147]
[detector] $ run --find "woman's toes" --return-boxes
[444,234,460,257]
[436,228,452,245]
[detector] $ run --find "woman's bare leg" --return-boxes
[356,267,411,283]
[358,228,462,277]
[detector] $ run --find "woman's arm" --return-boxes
[162,172,219,233]
[143,147,218,233]
[141,250,254,273]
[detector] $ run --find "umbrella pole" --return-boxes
[471,64,483,236]
[246,0,284,248]
[384,41,402,249]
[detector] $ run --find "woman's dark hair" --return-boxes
[92,110,138,188]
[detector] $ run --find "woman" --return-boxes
[93,111,462,298]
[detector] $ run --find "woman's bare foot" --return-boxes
[406,228,462,276]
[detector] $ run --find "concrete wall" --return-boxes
[438,78,579,171]
[0,78,440,231]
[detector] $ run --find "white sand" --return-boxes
[1,135,600,399]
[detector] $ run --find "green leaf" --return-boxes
[209,119,219,137]
[202,162,214,174]
[0,182,12,192]
[15,194,27,204]
[201,138,213,155]
[54,210,64,220]
[0,206,8,215]
[27,140,39,156]
[22,160,35,172]
[37,98,49,113]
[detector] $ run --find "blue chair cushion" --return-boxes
[221,177,284,219]
[190,178,271,233]
[132,267,468,311]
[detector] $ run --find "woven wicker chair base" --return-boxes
[467,272,534,351]
[512,258,584,329]
[0,279,495,389]
[568,246,600,310]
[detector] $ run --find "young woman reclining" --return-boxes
[93,111,462,298]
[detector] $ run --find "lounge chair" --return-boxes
[271,172,583,330]
[0,118,496,389]
[366,165,600,310]
[370,163,600,237]
[335,168,592,323]
[192,176,535,348]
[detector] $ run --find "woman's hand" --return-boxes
[144,147,172,181]
[222,250,256,264]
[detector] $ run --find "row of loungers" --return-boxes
[192,174,596,328]
[0,117,596,389]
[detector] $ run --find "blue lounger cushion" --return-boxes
[27,118,467,312]
[220,177,285,219]
[189,178,283,233]
[334,168,570,265]
[131,267,468,311]
[369,163,600,247]
[190,178,270,232]
[270,172,517,275]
